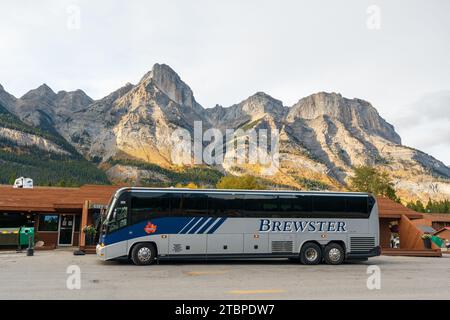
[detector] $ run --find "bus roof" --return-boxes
[113,187,373,198]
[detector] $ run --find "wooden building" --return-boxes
[0,184,447,256]
[0,184,121,251]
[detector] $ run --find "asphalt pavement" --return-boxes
[0,249,449,299]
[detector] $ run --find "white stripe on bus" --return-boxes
[203,218,221,234]
[185,218,204,234]
[195,217,213,234]
[178,217,196,234]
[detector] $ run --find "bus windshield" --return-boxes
[103,194,128,234]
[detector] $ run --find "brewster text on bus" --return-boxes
[259,220,347,233]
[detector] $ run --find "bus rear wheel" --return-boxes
[323,243,345,265]
[131,243,156,265]
[300,242,322,265]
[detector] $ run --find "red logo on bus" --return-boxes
[144,221,157,234]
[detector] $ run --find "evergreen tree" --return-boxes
[349,166,399,201]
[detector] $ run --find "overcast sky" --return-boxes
[0,0,449,164]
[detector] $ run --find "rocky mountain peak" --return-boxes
[239,92,285,118]
[205,92,286,128]
[289,92,346,120]
[139,63,196,108]
[55,89,93,110]
[287,92,401,144]
[0,84,18,113]
[21,83,56,100]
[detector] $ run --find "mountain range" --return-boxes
[1,63,449,200]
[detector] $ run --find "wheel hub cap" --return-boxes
[137,247,151,262]
[305,248,318,261]
[329,248,341,262]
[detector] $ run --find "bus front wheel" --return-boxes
[300,242,322,265]
[131,243,156,265]
[323,243,345,265]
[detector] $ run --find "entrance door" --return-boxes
[58,215,74,246]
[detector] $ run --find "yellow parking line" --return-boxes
[227,289,286,295]
[186,270,229,276]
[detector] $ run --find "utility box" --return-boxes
[19,227,34,247]
[0,228,20,246]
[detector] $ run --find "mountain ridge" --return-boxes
[1,63,449,200]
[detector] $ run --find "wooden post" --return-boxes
[79,200,90,248]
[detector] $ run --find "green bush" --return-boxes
[216,175,266,190]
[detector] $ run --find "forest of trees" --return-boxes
[406,198,450,213]
[0,145,109,187]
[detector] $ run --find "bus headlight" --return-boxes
[96,244,105,258]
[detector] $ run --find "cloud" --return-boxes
[394,91,450,128]
[391,91,450,165]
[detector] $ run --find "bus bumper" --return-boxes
[346,246,381,260]
[96,244,107,260]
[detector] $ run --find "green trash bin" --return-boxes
[19,227,34,248]
[431,235,443,248]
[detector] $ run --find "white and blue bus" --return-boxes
[96,188,380,265]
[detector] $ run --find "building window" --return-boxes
[38,215,59,231]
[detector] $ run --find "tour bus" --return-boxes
[96,188,380,265]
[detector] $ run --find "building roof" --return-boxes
[0,184,122,212]
[422,214,450,223]
[376,197,424,219]
[434,227,450,235]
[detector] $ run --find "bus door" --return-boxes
[106,195,129,258]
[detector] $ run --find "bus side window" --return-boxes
[208,194,243,217]
[313,196,346,215]
[170,193,183,215]
[131,193,170,223]
[279,195,312,217]
[346,197,369,218]
[244,194,278,217]
[182,193,208,216]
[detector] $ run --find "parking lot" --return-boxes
[0,249,449,299]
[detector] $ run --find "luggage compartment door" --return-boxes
[206,234,244,255]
